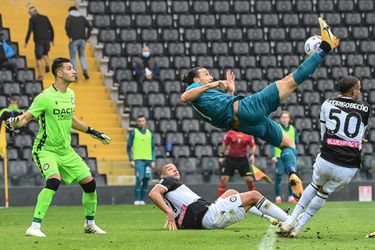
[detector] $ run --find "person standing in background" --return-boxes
[65,6,92,80]
[218,130,257,197]
[272,111,299,204]
[25,6,54,81]
[127,115,156,205]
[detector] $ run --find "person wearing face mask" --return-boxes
[132,46,160,81]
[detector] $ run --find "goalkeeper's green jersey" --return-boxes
[28,85,75,154]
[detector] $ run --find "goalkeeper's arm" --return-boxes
[5,111,34,130]
[72,116,111,144]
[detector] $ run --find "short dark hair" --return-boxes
[69,6,78,11]
[181,67,204,86]
[338,76,360,94]
[136,114,146,120]
[52,57,71,76]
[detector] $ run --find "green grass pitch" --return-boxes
[0,202,374,250]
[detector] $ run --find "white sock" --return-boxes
[256,197,288,222]
[296,191,328,231]
[248,206,272,221]
[286,183,318,225]
[31,222,41,229]
[86,219,95,226]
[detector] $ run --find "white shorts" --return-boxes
[313,154,358,194]
[201,194,246,229]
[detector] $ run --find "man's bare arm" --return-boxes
[181,81,228,103]
[149,185,177,231]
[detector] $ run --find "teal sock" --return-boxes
[292,49,326,85]
[134,179,142,201]
[281,147,297,174]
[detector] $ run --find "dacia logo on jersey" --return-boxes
[53,107,75,120]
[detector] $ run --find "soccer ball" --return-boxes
[304,36,322,56]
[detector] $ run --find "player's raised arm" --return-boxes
[72,116,111,145]
[6,111,34,129]
[181,80,229,103]
[225,70,236,95]
[149,185,177,231]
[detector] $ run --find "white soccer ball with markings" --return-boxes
[304,36,322,56]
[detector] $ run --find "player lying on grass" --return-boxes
[180,17,340,200]
[6,57,111,237]
[279,76,370,237]
[149,163,289,230]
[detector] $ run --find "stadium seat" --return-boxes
[155,146,166,158]
[318,0,335,12]
[135,15,152,28]
[246,28,263,41]
[212,42,229,55]
[296,144,306,156]
[251,80,269,92]
[301,131,320,145]
[156,15,173,27]
[109,57,128,71]
[245,68,263,81]
[125,43,142,56]
[181,119,200,132]
[235,80,248,93]
[239,14,257,27]
[162,29,178,42]
[159,119,178,133]
[16,69,34,83]
[93,15,111,28]
[141,29,158,42]
[194,145,213,158]
[18,95,30,109]
[213,1,230,13]
[284,92,298,105]
[130,107,149,120]
[367,54,375,67]
[325,55,342,67]
[363,143,373,155]
[296,0,313,12]
[266,68,284,81]
[362,79,375,91]
[7,148,18,160]
[289,28,306,41]
[173,56,191,69]
[88,1,106,14]
[232,42,250,55]
[332,27,349,40]
[307,143,320,157]
[338,0,355,12]
[219,14,237,27]
[239,56,257,68]
[166,132,185,145]
[178,14,195,27]
[362,155,375,170]
[153,132,162,145]
[27,120,39,135]
[191,43,208,55]
[193,1,210,13]
[125,93,143,107]
[104,43,122,57]
[85,158,99,176]
[98,29,116,43]
[109,1,125,14]
[225,28,243,41]
[153,107,171,120]
[325,13,341,26]
[173,146,190,158]
[114,15,132,28]
[269,28,286,41]
[254,42,270,54]
[175,106,193,120]
[262,14,279,26]
[148,93,165,107]
[217,56,235,68]
[172,1,189,13]
[199,15,216,27]
[184,29,202,42]
[303,14,319,27]
[353,27,369,39]
[205,28,222,41]
[74,146,88,158]
[14,134,33,149]
[358,0,374,11]
[168,93,181,106]
[255,0,272,12]
[210,131,226,146]
[282,55,299,68]
[178,157,197,175]
[317,79,335,92]
[119,81,138,96]
[282,14,299,26]
[151,1,167,13]
[130,1,146,13]
[155,157,173,169]
[201,157,219,173]
[298,79,314,92]
[345,13,362,25]
[119,29,137,43]
[275,42,293,54]
[142,81,160,94]
[276,1,293,12]
[360,41,375,53]
[332,67,349,80]
[164,81,181,94]
[8,160,27,177]
[203,122,221,133]
[3,83,21,96]
[354,67,371,79]
[312,68,328,80]
[115,69,133,82]
[288,105,305,117]
[148,43,164,56]
[188,132,207,146]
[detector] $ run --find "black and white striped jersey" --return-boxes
[158,176,203,219]
[320,96,370,168]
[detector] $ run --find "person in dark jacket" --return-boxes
[0,32,17,75]
[132,46,160,81]
[25,6,54,81]
[65,6,92,80]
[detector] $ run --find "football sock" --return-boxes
[281,147,297,174]
[31,221,41,229]
[292,51,324,85]
[255,197,288,222]
[134,179,142,201]
[82,191,97,219]
[275,173,282,196]
[217,183,226,197]
[248,206,272,221]
[297,191,328,229]
[86,218,95,226]
[246,181,256,191]
[33,188,55,221]
[286,183,318,225]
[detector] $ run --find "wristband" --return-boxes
[219,152,224,157]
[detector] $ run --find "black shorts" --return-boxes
[35,40,51,59]
[221,157,252,177]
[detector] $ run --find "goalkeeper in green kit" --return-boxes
[6,57,111,237]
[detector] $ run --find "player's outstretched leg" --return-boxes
[81,178,106,234]
[26,177,61,237]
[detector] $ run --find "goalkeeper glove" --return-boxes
[86,127,111,144]
[5,117,19,130]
